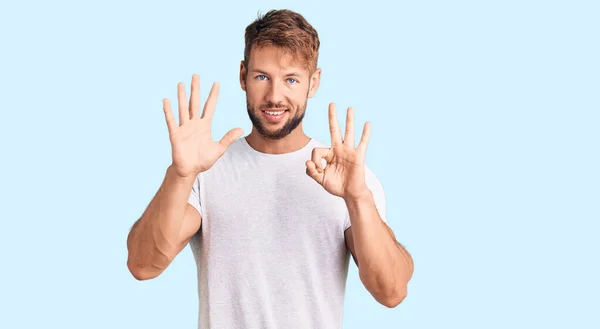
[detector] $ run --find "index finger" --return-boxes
[328,103,343,146]
[201,82,220,120]
[163,98,176,133]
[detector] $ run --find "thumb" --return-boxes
[305,160,324,185]
[219,128,244,149]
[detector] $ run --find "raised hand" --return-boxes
[163,74,243,178]
[305,103,372,200]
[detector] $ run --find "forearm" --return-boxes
[345,191,414,306]
[127,165,196,277]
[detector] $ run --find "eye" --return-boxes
[256,75,268,81]
[287,78,298,84]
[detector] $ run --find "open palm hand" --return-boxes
[164,75,243,178]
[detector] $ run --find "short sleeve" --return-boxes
[187,174,203,217]
[344,166,388,230]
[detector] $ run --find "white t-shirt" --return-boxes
[187,137,387,329]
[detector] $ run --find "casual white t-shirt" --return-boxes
[187,137,387,329]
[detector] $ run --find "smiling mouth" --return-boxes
[261,109,289,123]
[262,109,288,115]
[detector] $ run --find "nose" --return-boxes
[265,80,285,105]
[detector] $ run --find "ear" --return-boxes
[239,60,247,91]
[308,68,322,98]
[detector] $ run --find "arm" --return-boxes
[127,74,242,281]
[344,190,414,308]
[305,104,413,308]
[126,165,201,280]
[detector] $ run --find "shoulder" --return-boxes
[310,138,329,148]
[191,137,247,180]
[224,137,247,154]
[211,137,249,163]
[365,166,385,200]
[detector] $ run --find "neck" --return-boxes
[245,124,311,155]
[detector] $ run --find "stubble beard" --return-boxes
[246,99,307,140]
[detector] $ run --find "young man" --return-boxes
[127,9,414,329]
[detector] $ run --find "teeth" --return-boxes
[265,110,285,115]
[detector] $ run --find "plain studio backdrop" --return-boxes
[0,0,598,328]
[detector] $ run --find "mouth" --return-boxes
[261,109,289,123]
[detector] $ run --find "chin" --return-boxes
[261,127,292,140]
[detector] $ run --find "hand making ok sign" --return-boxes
[305,103,372,201]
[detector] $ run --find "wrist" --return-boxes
[166,164,197,184]
[343,187,373,205]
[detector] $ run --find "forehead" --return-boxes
[248,45,309,75]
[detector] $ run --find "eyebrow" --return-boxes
[250,69,302,78]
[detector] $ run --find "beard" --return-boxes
[246,99,307,140]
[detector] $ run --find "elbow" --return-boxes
[360,272,409,308]
[127,259,161,281]
[127,244,175,281]
[382,292,407,308]
[379,286,408,308]
[129,268,158,281]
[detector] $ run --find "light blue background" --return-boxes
[1,0,598,328]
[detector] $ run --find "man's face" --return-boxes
[240,46,320,140]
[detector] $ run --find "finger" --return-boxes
[163,98,176,134]
[357,121,371,152]
[177,82,188,126]
[328,103,343,146]
[219,127,244,149]
[189,74,200,119]
[311,147,331,173]
[201,82,220,120]
[305,160,324,184]
[344,107,354,148]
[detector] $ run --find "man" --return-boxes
[127,9,414,329]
